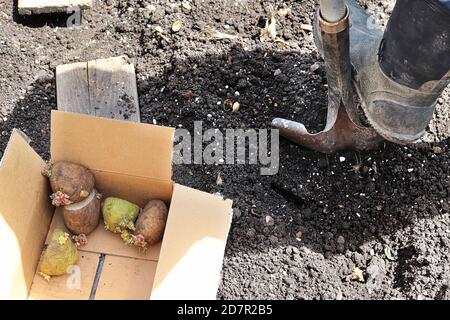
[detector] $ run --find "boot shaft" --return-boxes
[380,0,450,91]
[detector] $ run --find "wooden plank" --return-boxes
[18,0,92,15]
[56,56,140,122]
[56,62,91,115]
[88,56,140,122]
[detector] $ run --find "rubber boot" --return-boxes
[314,0,450,144]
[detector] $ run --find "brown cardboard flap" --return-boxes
[0,130,54,299]
[151,184,233,300]
[50,110,174,182]
[91,170,173,207]
[95,255,158,300]
[28,251,100,300]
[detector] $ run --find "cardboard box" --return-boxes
[0,111,233,300]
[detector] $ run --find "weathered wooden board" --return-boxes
[56,56,140,122]
[18,0,92,15]
[55,61,91,115]
[87,56,140,121]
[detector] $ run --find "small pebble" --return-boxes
[269,235,278,244]
[233,208,241,219]
[146,4,156,13]
[182,1,192,11]
[216,172,223,185]
[247,228,256,238]
[264,215,274,227]
[310,62,320,72]
[172,20,183,32]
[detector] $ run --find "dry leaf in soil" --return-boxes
[206,27,239,40]
[260,6,286,46]
[260,7,278,41]
[352,267,365,282]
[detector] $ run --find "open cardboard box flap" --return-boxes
[51,110,174,183]
[0,130,53,299]
[50,111,175,205]
[151,184,232,300]
[0,112,233,300]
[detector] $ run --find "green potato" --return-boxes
[102,197,140,235]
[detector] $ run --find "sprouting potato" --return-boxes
[102,197,140,239]
[39,229,78,280]
[62,189,101,235]
[126,200,168,250]
[42,161,95,207]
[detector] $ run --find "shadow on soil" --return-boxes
[2,43,449,294]
[12,0,82,28]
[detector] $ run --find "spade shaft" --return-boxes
[319,0,346,22]
[272,4,382,153]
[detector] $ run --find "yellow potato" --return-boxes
[39,229,78,278]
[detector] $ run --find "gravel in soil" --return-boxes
[1,0,450,300]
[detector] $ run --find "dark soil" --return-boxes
[1,0,450,300]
